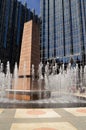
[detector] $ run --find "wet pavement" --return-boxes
[0,107,86,130]
[0,91,86,129]
[0,92,86,108]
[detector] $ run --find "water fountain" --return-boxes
[0,60,86,108]
[13,62,18,102]
[0,63,5,101]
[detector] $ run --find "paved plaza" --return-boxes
[0,107,86,130]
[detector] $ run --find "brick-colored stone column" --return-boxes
[17,20,40,90]
[9,20,40,100]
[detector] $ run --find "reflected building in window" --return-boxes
[40,0,86,65]
[0,0,39,72]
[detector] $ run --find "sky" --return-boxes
[19,0,40,15]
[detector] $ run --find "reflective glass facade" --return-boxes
[40,0,86,64]
[0,0,39,72]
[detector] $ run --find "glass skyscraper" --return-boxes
[40,0,86,65]
[0,0,39,72]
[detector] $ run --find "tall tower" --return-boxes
[40,0,86,64]
[0,0,40,72]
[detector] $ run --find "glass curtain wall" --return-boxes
[40,0,86,64]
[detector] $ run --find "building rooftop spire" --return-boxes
[24,0,27,7]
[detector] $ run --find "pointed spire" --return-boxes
[24,0,27,7]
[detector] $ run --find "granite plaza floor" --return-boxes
[0,107,86,130]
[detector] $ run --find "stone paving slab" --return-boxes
[0,109,4,114]
[15,109,61,118]
[0,108,86,130]
[10,122,77,130]
[64,107,86,116]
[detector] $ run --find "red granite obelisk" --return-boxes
[18,20,40,90]
[8,20,40,100]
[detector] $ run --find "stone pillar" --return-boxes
[17,20,40,91]
[8,20,40,100]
